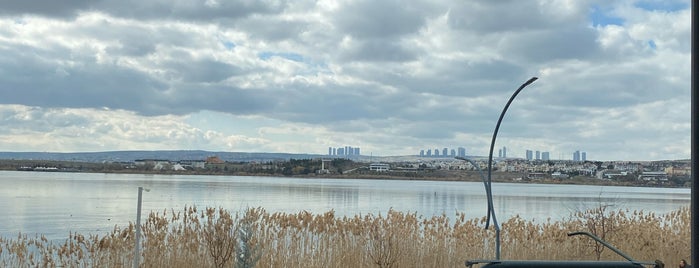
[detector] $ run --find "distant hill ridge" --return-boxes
[0,150,344,163]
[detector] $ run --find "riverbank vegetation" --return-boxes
[0,206,690,267]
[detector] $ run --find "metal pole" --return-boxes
[691,0,697,266]
[134,186,146,268]
[486,77,538,259]
[567,232,638,263]
[455,156,499,249]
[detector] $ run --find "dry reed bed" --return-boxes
[0,206,690,268]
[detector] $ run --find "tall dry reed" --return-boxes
[0,206,691,268]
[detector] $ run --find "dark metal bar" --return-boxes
[691,0,697,266]
[567,232,642,264]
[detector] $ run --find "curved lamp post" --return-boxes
[458,77,537,260]
[486,76,537,259]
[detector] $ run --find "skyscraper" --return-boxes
[442,148,448,156]
[542,152,550,160]
[420,150,425,157]
[573,150,581,161]
[526,150,533,161]
[535,151,540,160]
[581,152,586,161]
[458,147,466,157]
[502,147,507,158]
[450,149,456,157]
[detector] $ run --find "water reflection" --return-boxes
[0,171,690,241]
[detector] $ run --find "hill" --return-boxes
[0,150,376,163]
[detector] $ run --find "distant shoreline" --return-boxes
[0,164,687,189]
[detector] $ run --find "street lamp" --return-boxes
[134,186,150,268]
[457,77,538,260]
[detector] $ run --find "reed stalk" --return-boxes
[0,206,690,268]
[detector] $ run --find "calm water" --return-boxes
[0,171,690,241]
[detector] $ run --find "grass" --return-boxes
[0,206,691,267]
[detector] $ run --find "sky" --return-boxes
[0,0,691,161]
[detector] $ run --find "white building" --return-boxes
[369,163,390,172]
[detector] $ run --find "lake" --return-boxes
[0,171,690,241]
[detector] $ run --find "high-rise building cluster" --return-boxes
[542,152,550,161]
[328,146,360,156]
[498,147,507,158]
[525,149,550,161]
[419,147,466,157]
[573,150,587,161]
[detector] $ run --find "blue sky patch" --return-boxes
[258,52,304,62]
[222,41,235,50]
[647,40,657,49]
[634,0,688,12]
[589,6,624,27]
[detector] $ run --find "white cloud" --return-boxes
[0,106,270,152]
[0,0,690,161]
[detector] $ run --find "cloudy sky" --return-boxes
[0,0,690,161]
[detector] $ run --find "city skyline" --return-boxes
[0,1,689,161]
[328,146,361,156]
[419,146,467,157]
[526,149,550,161]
